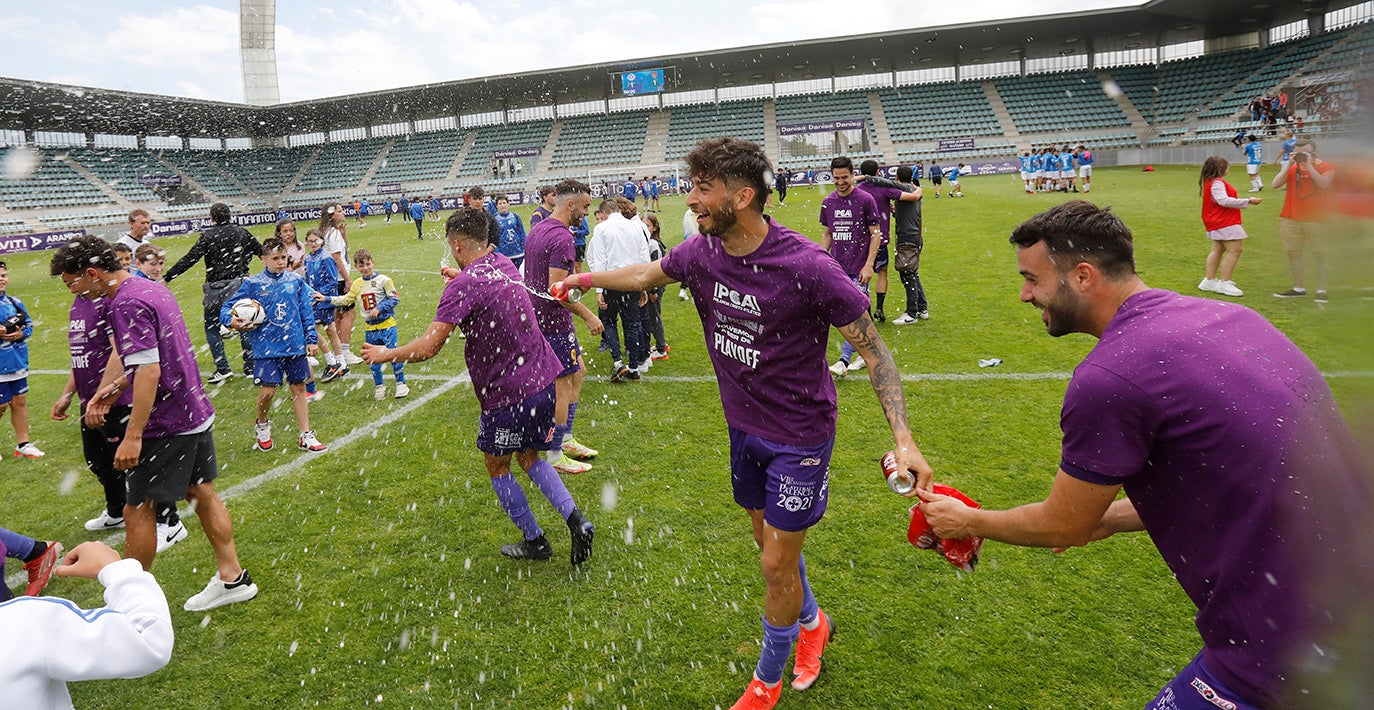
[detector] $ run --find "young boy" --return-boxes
[493,197,527,268]
[110,243,133,271]
[363,207,595,565]
[305,228,347,385]
[221,238,327,453]
[0,262,41,458]
[133,243,166,283]
[329,249,408,400]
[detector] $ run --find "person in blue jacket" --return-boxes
[304,228,347,385]
[0,262,41,459]
[572,214,591,273]
[222,237,326,454]
[409,198,426,240]
[622,177,637,201]
[493,196,528,268]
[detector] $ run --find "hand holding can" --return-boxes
[881,451,915,494]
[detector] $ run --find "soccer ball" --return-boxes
[231,298,266,328]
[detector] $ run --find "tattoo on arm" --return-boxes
[839,312,909,434]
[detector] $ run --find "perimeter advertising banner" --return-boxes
[0,228,86,255]
[493,146,543,159]
[777,119,867,136]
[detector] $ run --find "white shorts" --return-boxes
[949,178,960,186]
[1207,224,1248,241]
[1246,164,1260,175]
[1061,170,1075,179]
[1020,171,1031,181]
[1078,165,1092,178]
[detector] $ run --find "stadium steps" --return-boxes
[442,132,480,186]
[981,81,1021,146]
[157,152,253,201]
[866,91,899,165]
[1097,70,1152,145]
[281,146,322,197]
[356,138,395,191]
[150,154,220,203]
[57,156,131,211]
[640,111,671,166]
[529,119,564,190]
[762,99,779,161]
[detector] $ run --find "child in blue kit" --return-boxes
[0,262,41,458]
[330,249,408,400]
[304,228,347,387]
[222,238,327,453]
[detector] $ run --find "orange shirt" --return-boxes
[1278,160,1335,222]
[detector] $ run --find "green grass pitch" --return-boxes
[2,164,1369,708]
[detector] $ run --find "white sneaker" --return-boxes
[678,290,689,301]
[550,453,593,475]
[307,356,319,367]
[394,383,410,398]
[829,360,847,379]
[918,310,930,320]
[184,570,259,611]
[85,510,125,531]
[1198,278,1219,292]
[253,421,272,451]
[847,354,867,371]
[14,442,44,458]
[156,521,188,553]
[635,360,652,374]
[1213,280,1243,297]
[892,313,919,325]
[307,390,325,403]
[343,351,364,365]
[374,385,387,400]
[298,430,327,452]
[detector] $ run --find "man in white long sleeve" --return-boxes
[585,198,651,381]
[0,541,173,709]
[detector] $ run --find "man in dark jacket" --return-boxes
[164,202,263,382]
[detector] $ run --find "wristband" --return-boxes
[571,272,593,290]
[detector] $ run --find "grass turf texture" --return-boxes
[1,165,1368,708]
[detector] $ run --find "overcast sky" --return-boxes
[0,0,1137,103]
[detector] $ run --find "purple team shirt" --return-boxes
[68,297,133,408]
[434,251,561,411]
[523,217,577,335]
[855,180,903,245]
[819,188,879,277]
[108,277,215,438]
[661,216,870,445]
[1059,289,1371,704]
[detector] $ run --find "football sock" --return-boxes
[305,381,317,394]
[0,528,35,561]
[489,474,543,541]
[526,459,577,519]
[392,363,406,382]
[797,554,819,629]
[21,540,45,563]
[875,293,886,312]
[324,352,337,367]
[756,619,800,685]
[553,422,571,448]
[566,401,579,437]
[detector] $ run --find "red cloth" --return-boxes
[1202,178,1243,231]
[1278,160,1336,221]
[908,484,984,573]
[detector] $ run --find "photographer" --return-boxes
[1270,137,1336,301]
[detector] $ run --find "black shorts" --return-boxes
[575,244,587,262]
[336,282,355,312]
[126,429,218,506]
[932,176,943,185]
[873,243,890,271]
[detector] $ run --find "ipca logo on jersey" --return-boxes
[833,209,853,218]
[713,282,761,316]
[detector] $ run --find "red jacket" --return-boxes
[1202,178,1243,231]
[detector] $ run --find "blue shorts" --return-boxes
[477,383,558,456]
[545,330,583,379]
[0,378,28,406]
[365,325,399,349]
[874,242,890,271]
[253,355,312,387]
[728,427,833,532]
[314,307,336,325]
[1147,652,1261,710]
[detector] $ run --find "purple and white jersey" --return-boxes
[661,216,870,445]
[855,181,903,245]
[819,188,879,277]
[434,251,561,411]
[1060,289,1372,704]
[523,216,576,335]
[68,297,133,408]
[108,277,214,438]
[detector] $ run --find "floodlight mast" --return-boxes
[241,0,281,107]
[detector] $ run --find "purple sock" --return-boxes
[553,422,571,447]
[567,401,579,433]
[489,474,543,541]
[756,619,799,685]
[798,553,818,627]
[525,459,577,520]
[0,526,35,561]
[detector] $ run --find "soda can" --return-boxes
[881,451,915,495]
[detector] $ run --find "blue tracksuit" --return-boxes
[305,250,340,322]
[220,270,318,359]
[493,211,527,265]
[622,181,637,200]
[0,294,32,375]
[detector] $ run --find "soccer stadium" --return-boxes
[1,1,1372,708]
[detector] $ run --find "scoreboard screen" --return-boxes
[620,69,666,95]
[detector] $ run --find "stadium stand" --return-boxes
[459,120,554,176]
[0,149,108,210]
[64,148,162,203]
[0,216,30,235]
[158,149,250,197]
[994,71,1133,133]
[664,101,766,161]
[369,129,468,188]
[879,83,1003,143]
[216,145,313,196]
[547,112,650,171]
[291,136,388,193]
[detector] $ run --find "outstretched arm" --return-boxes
[362,320,456,365]
[551,261,674,298]
[917,470,1126,548]
[836,311,931,490]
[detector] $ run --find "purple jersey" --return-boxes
[1060,289,1371,704]
[108,277,215,438]
[661,217,870,445]
[67,297,133,408]
[855,180,903,244]
[523,217,577,335]
[434,252,561,411]
[819,188,879,277]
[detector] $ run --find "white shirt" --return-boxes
[0,559,173,709]
[586,213,651,292]
[116,232,150,251]
[323,227,349,281]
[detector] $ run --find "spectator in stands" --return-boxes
[1271,138,1336,302]
[164,202,262,383]
[1197,156,1261,298]
[117,209,153,251]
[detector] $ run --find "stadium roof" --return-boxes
[0,0,1358,139]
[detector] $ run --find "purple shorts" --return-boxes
[477,383,559,456]
[1147,652,1261,710]
[253,354,312,387]
[545,330,583,379]
[728,427,833,532]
